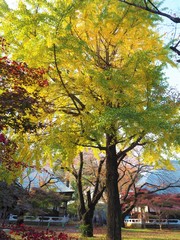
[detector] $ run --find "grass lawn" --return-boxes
[5,224,180,240]
[122,228,180,240]
[68,228,180,240]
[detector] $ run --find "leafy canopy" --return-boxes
[0,0,179,168]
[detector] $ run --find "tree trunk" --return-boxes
[106,134,121,240]
[16,211,24,226]
[121,214,126,228]
[81,208,94,237]
[141,207,146,229]
[1,207,9,225]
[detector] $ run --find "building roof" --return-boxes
[136,160,180,194]
[21,167,74,194]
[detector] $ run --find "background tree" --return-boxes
[57,149,106,237]
[118,157,149,226]
[0,181,24,224]
[0,37,50,132]
[16,188,64,219]
[137,193,180,229]
[0,1,179,239]
[118,157,180,226]
[97,154,180,227]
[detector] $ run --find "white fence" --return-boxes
[124,218,180,228]
[9,214,69,225]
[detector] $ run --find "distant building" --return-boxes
[21,167,74,216]
[136,160,180,194]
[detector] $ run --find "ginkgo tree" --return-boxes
[0,0,179,239]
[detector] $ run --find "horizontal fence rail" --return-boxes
[9,215,69,225]
[124,218,180,228]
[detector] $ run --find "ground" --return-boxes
[1,222,180,239]
[32,224,180,239]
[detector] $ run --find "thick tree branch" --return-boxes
[120,0,180,23]
[92,186,106,207]
[53,44,85,115]
[93,159,105,199]
[117,135,144,165]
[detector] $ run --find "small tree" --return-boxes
[0,181,26,224]
[58,150,106,237]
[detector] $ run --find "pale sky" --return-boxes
[161,0,180,91]
[4,0,180,91]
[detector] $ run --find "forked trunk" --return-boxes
[81,208,94,237]
[106,134,121,240]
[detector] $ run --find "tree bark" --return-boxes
[121,216,125,228]
[106,134,121,240]
[16,211,24,226]
[81,208,95,237]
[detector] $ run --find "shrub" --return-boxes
[79,224,93,237]
[0,229,14,240]
[1,224,69,240]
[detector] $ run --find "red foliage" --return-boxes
[0,38,51,132]
[0,133,7,144]
[0,230,13,240]
[1,225,70,240]
[0,56,48,87]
